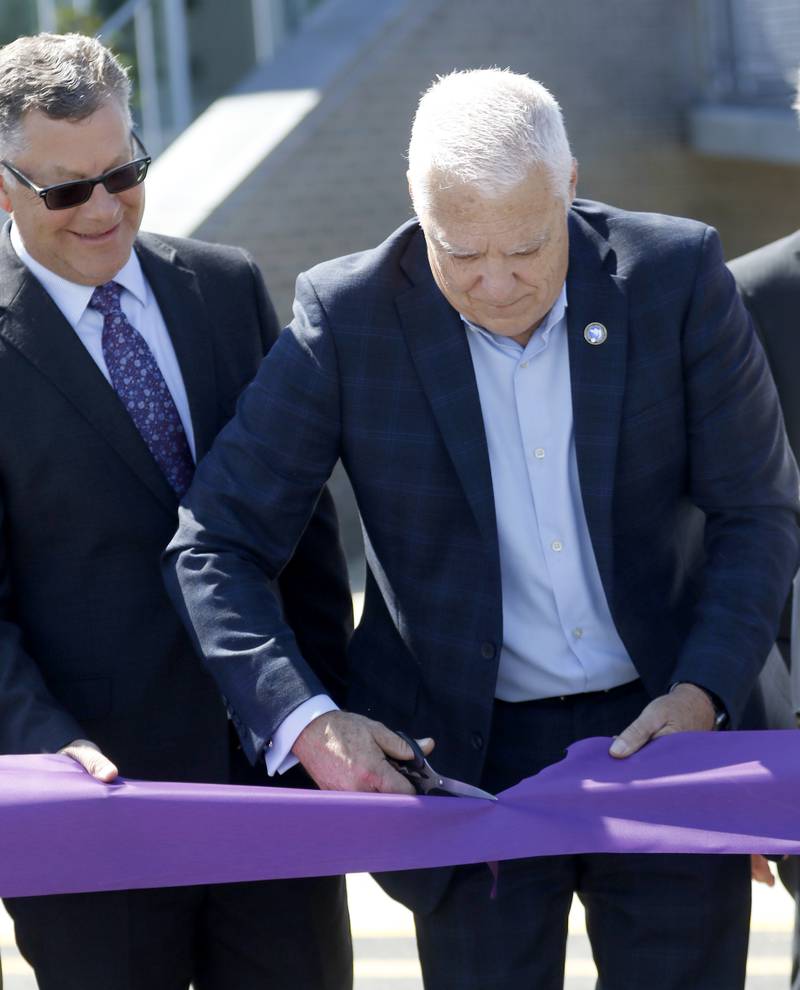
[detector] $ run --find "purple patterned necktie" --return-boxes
[89,281,194,497]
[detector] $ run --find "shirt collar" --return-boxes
[461,282,568,350]
[9,221,146,329]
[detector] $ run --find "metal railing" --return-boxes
[97,0,191,153]
[27,0,322,154]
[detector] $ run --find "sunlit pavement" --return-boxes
[0,875,795,988]
[349,874,798,989]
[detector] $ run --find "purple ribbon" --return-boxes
[2,731,799,898]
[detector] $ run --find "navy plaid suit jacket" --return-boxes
[166,201,800,909]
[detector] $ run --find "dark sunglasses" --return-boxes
[1,132,151,211]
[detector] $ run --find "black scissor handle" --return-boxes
[394,729,426,769]
[390,730,431,793]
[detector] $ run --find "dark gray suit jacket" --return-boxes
[730,232,800,715]
[0,224,351,783]
[730,231,800,463]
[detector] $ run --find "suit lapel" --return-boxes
[0,229,177,512]
[566,210,629,592]
[396,228,498,550]
[136,234,218,462]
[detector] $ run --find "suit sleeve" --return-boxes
[0,496,85,754]
[163,272,346,762]
[277,488,352,709]
[243,251,352,712]
[670,228,800,724]
[731,279,774,371]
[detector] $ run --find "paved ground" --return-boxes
[0,875,796,988]
[348,876,799,990]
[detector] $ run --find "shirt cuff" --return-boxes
[264,695,339,776]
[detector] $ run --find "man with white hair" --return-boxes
[165,68,800,988]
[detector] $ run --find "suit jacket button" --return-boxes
[480,641,496,660]
[471,732,484,751]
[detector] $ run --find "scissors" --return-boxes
[391,731,497,801]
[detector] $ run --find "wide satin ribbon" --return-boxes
[2,730,800,898]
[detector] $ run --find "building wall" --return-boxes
[195,0,800,324]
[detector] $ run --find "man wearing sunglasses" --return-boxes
[0,32,353,990]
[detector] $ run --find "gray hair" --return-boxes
[408,68,574,216]
[0,33,131,159]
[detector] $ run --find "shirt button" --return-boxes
[471,732,484,751]
[551,540,563,552]
[573,628,583,639]
[534,448,545,459]
[520,360,529,369]
[480,641,496,660]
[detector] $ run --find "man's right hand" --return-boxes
[59,738,118,782]
[291,710,434,794]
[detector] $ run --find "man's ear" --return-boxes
[0,173,13,214]
[568,159,578,201]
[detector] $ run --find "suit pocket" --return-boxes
[51,676,112,721]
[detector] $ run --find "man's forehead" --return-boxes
[425,206,553,252]
[426,181,560,223]
[16,105,133,177]
[20,104,122,133]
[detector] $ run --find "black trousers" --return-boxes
[415,680,751,990]
[5,738,352,990]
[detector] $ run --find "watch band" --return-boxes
[669,681,729,730]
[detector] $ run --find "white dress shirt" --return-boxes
[10,222,197,459]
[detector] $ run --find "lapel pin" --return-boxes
[583,322,607,345]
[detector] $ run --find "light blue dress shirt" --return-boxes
[464,286,638,700]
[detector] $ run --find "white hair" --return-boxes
[408,68,574,216]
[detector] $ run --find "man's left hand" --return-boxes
[750,854,776,886]
[609,682,716,758]
[59,738,119,782]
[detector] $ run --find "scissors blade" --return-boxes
[390,730,497,801]
[425,773,497,802]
